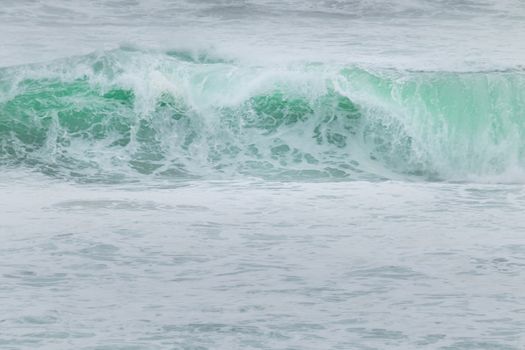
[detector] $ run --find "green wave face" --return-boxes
[1,49,525,182]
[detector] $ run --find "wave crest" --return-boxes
[1,49,525,182]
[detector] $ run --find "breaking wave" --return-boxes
[1,48,525,182]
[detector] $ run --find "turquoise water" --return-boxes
[1,1,525,349]
[2,49,525,182]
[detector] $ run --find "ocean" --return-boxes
[1,1,525,349]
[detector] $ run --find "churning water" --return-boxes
[1,1,525,349]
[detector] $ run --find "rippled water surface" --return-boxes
[2,173,525,349]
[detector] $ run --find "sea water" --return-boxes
[1,1,525,349]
